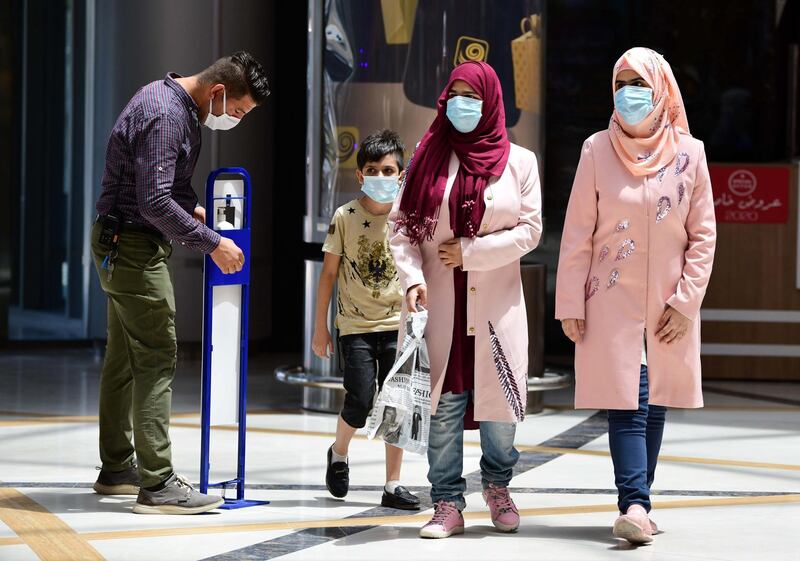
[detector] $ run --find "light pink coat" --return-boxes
[555,131,716,410]
[389,143,542,422]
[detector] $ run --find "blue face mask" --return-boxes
[361,175,399,203]
[446,96,483,133]
[614,86,654,126]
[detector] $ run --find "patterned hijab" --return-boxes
[609,47,690,176]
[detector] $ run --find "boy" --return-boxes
[312,130,419,510]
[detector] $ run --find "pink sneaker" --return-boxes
[419,501,465,538]
[483,484,520,532]
[612,505,653,544]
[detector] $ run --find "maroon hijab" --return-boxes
[396,61,510,245]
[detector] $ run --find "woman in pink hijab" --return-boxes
[390,61,542,538]
[556,47,716,544]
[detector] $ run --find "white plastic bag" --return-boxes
[366,309,431,455]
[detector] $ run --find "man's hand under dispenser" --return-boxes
[193,205,206,225]
[211,237,245,274]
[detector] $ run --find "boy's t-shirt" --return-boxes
[322,198,403,336]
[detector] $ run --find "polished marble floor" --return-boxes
[0,348,799,561]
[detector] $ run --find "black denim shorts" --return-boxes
[338,330,399,429]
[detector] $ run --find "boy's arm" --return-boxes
[312,253,340,358]
[315,252,340,333]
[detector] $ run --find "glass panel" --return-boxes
[9,0,85,339]
[309,0,545,237]
[544,0,790,239]
[0,1,16,341]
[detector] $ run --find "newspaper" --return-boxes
[366,309,431,455]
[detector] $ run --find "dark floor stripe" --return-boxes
[202,412,610,561]
[703,385,800,408]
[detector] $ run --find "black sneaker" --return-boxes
[325,445,349,498]
[93,464,141,495]
[381,485,421,510]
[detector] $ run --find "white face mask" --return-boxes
[203,89,241,131]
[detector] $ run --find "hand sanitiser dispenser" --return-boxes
[200,167,266,509]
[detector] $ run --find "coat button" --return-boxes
[468,326,475,334]
[481,223,488,229]
[486,194,493,201]
[470,286,476,293]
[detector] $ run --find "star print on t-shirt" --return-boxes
[348,207,356,214]
[362,220,371,229]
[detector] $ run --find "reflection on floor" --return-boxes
[0,349,799,561]
[7,307,85,340]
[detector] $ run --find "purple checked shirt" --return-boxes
[96,73,220,253]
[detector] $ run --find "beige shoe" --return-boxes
[133,474,224,515]
[93,465,140,496]
[612,507,653,544]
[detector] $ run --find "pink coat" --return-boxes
[555,131,716,410]
[389,143,543,422]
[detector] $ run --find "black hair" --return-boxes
[356,129,406,171]
[199,50,271,104]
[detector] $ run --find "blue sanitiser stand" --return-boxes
[200,167,267,509]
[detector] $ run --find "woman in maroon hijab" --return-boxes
[389,61,542,538]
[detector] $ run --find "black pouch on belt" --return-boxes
[98,214,122,249]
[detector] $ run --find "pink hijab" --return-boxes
[609,47,690,177]
[395,61,510,246]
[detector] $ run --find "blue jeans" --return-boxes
[607,365,667,513]
[427,391,519,511]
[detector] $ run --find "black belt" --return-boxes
[95,215,168,242]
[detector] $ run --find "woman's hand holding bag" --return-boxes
[406,284,428,313]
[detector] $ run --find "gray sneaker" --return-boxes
[132,474,224,515]
[93,464,141,495]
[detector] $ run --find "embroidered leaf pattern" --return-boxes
[656,196,672,223]
[674,151,689,175]
[488,321,525,422]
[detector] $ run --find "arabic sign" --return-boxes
[709,165,790,223]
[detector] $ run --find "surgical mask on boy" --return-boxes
[446,96,483,133]
[614,86,654,126]
[203,89,241,131]
[361,175,400,203]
